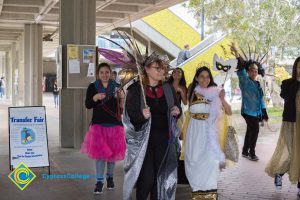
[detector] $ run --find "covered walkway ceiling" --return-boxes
[0,0,184,57]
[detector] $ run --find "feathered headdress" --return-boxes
[98,30,169,72]
[230,43,268,77]
[98,29,170,107]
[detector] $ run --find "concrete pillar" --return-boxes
[60,0,96,148]
[11,42,17,106]
[2,55,5,96]
[6,51,11,100]
[0,54,3,76]
[24,24,43,106]
[18,33,25,106]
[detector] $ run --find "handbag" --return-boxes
[224,125,239,163]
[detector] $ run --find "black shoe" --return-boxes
[242,152,249,158]
[94,182,104,194]
[248,154,259,161]
[106,177,114,189]
[274,174,282,190]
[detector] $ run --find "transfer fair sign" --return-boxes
[9,106,50,168]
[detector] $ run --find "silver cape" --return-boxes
[123,83,180,200]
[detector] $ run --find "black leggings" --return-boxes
[242,114,260,156]
[136,141,168,200]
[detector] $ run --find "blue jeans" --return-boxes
[96,160,115,183]
[53,94,59,107]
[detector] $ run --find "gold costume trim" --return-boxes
[190,93,211,106]
[190,113,209,120]
[191,191,217,200]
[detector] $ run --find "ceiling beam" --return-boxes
[41,15,58,21]
[5,0,45,7]
[0,48,11,52]
[96,18,115,23]
[96,11,126,19]
[96,0,118,11]
[0,0,4,15]
[2,6,40,14]
[38,20,59,26]
[35,0,59,22]
[0,13,34,20]
[0,40,14,44]
[47,7,59,15]
[0,28,23,33]
[0,37,18,40]
[53,1,59,8]
[114,0,155,6]
[0,33,20,37]
[102,4,140,13]
[0,46,11,49]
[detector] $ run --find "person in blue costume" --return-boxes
[231,44,269,161]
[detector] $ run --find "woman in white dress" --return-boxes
[185,66,231,199]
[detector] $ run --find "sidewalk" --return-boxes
[0,93,298,200]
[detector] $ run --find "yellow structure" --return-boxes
[182,37,234,85]
[143,9,234,85]
[143,9,201,49]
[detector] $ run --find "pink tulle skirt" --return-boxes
[81,124,126,162]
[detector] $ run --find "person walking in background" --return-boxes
[0,77,3,99]
[81,62,126,195]
[265,57,300,199]
[53,80,59,108]
[177,44,190,66]
[111,71,121,87]
[168,68,188,106]
[168,67,189,184]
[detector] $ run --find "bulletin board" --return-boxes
[66,44,96,88]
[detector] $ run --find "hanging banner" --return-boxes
[9,106,50,169]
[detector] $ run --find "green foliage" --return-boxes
[232,107,283,117]
[187,0,300,57]
[267,107,283,117]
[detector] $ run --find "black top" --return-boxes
[125,81,181,131]
[176,91,182,105]
[280,78,300,122]
[85,82,122,126]
[53,84,59,95]
[147,92,169,146]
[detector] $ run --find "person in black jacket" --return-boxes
[81,63,126,195]
[265,56,300,199]
[124,53,181,200]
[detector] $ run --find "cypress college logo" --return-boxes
[8,162,36,190]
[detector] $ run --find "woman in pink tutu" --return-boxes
[81,62,126,194]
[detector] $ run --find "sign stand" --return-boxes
[8,106,51,175]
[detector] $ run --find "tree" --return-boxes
[186,0,300,58]
[274,65,291,84]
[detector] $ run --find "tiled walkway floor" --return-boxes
[0,93,298,200]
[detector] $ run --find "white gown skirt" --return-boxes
[184,117,219,191]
